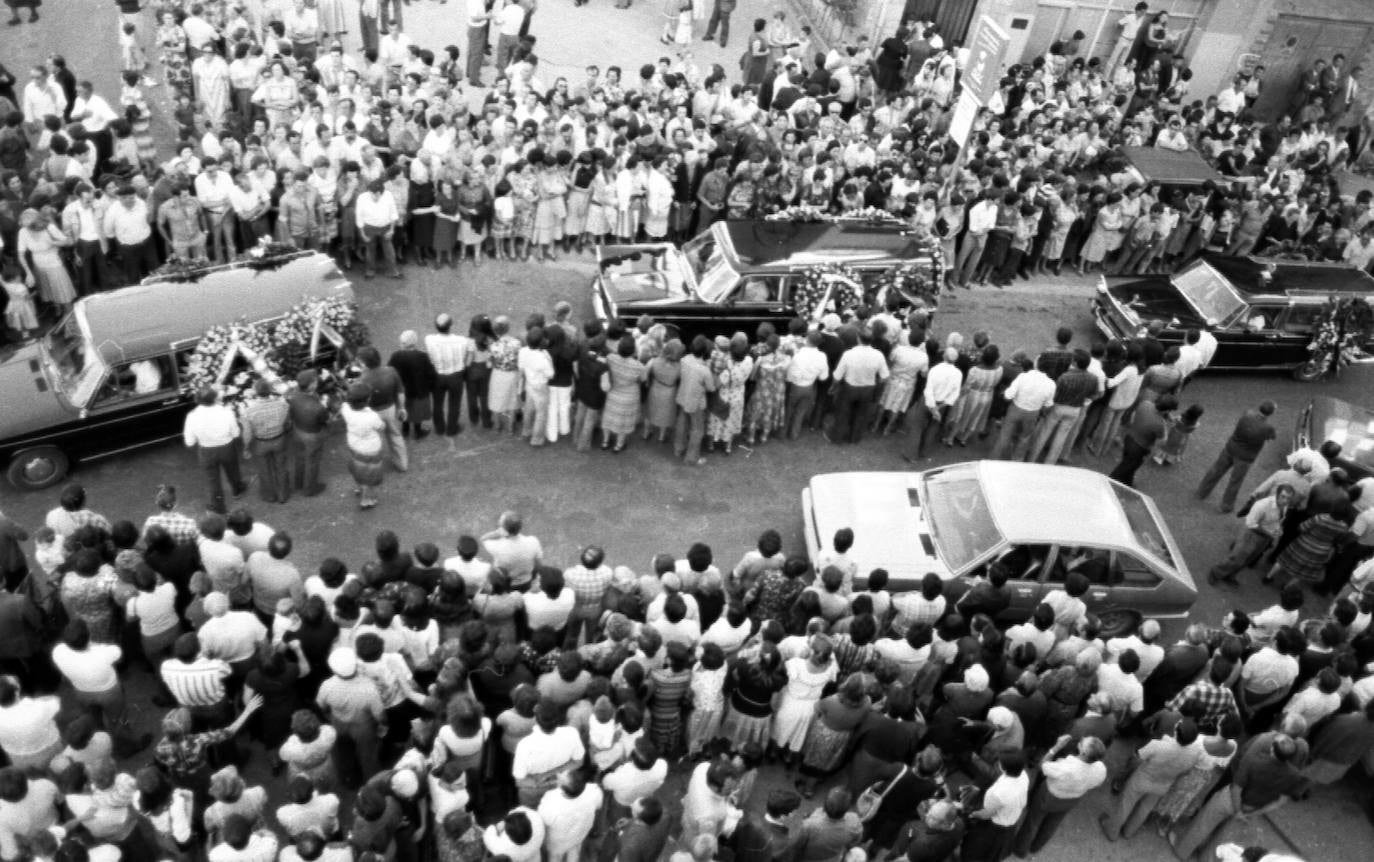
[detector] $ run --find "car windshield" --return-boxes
[1172,262,1246,326]
[41,312,105,407]
[694,249,742,303]
[921,467,1005,572]
[1111,484,1176,567]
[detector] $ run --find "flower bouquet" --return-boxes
[765,205,829,223]
[1301,296,1374,380]
[181,320,282,404]
[839,206,904,225]
[873,261,942,310]
[792,263,864,320]
[273,295,369,380]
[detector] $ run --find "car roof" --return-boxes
[972,461,1141,549]
[1204,253,1374,298]
[1308,395,1374,475]
[81,253,352,366]
[721,220,933,270]
[1121,145,1225,187]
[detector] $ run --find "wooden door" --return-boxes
[1254,16,1372,120]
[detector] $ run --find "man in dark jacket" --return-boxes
[612,797,672,862]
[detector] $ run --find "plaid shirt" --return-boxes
[563,564,613,609]
[144,510,200,545]
[241,396,291,444]
[1167,679,1238,730]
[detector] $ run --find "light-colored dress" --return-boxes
[645,357,681,429]
[586,172,617,236]
[1082,205,1124,263]
[880,344,928,413]
[532,169,568,244]
[3,279,38,330]
[745,352,789,432]
[317,0,349,34]
[601,354,648,435]
[19,226,77,306]
[771,656,838,751]
[708,356,754,441]
[487,336,523,415]
[948,364,1004,440]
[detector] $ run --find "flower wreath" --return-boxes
[273,296,369,380]
[1307,296,1374,370]
[792,262,864,319]
[182,320,282,404]
[873,261,941,309]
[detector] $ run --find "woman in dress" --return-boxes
[874,29,910,95]
[409,161,437,268]
[473,568,523,647]
[487,317,524,434]
[648,642,695,758]
[317,0,349,42]
[743,336,789,446]
[1266,509,1352,589]
[432,175,460,268]
[431,699,492,813]
[601,334,649,452]
[60,549,120,643]
[531,155,569,262]
[467,315,495,429]
[564,152,595,252]
[16,209,75,314]
[1157,714,1241,837]
[586,157,618,246]
[643,338,683,443]
[191,48,231,130]
[456,171,491,267]
[332,387,383,515]
[797,674,870,796]
[708,334,755,454]
[1078,190,1125,276]
[944,345,1004,446]
[720,644,786,753]
[771,635,838,767]
[873,329,927,435]
[509,162,538,261]
[157,11,193,101]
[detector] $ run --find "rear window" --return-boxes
[1111,485,1175,567]
[922,468,1004,573]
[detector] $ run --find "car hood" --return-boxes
[806,472,951,591]
[1303,395,1374,477]
[0,344,77,442]
[1103,276,1206,329]
[596,244,691,305]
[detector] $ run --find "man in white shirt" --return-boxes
[22,66,65,130]
[991,354,1055,460]
[967,752,1031,853]
[1215,78,1247,117]
[61,184,113,294]
[905,347,961,461]
[199,592,268,670]
[379,27,414,72]
[1107,2,1149,76]
[512,701,586,807]
[184,387,248,514]
[230,172,271,245]
[355,179,401,278]
[784,330,830,440]
[537,769,603,862]
[602,737,667,810]
[955,191,1000,288]
[70,81,118,168]
[181,9,221,55]
[195,160,238,263]
[480,512,543,589]
[103,185,159,284]
[1343,226,1374,272]
[829,330,889,444]
[425,313,473,437]
[494,1,526,72]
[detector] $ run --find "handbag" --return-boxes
[855,765,907,823]
[707,389,730,420]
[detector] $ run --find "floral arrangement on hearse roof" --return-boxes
[1306,295,1374,373]
[144,239,314,284]
[765,205,907,225]
[181,295,367,407]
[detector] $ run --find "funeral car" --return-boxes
[801,461,1196,638]
[591,217,943,341]
[0,252,353,490]
[1295,395,1374,483]
[1092,254,1374,380]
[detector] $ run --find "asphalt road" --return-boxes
[5,4,1374,860]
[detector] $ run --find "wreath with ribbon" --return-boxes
[873,261,941,309]
[792,262,864,319]
[274,296,370,380]
[1306,296,1374,373]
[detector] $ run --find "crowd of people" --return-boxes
[3,473,1374,862]
[5,0,1374,342]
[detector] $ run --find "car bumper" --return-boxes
[1092,297,1132,342]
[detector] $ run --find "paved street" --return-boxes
[3,2,1374,860]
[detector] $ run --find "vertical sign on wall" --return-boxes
[962,14,1013,109]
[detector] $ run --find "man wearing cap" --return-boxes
[731,787,802,862]
[316,648,385,784]
[512,699,585,807]
[287,370,330,496]
[1196,400,1278,513]
[103,184,157,284]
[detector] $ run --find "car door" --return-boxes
[719,275,787,334]
[78,355,189,458]
[993,543,1053,620]
[1099,550,1166,614]
[1215,302,1287,368]
[1271,303,1327,367]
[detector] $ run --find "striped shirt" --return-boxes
[425,333,472,376]
[241,397,291,444]
[161,657,231,707]
[144,511,200,545]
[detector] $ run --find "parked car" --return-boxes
[1092,254,1374,380]
[1295,395,1374,482]
[800,461,1196,637]
[0,252,353,490]
[591,218,942,341]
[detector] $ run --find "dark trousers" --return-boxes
[704,5,732,45]
[810,377,834,429]
[361,228,398,274]
[1196,447,1255,511]
[72,240,113,294]
[197,442,245,514]
[238,215,270,248]
[976,230,1012,279]
[360,13,380,54]
[1109,437,1151,486]
[830,383,874,443]
[466,26,486,83]
[1013,783,1078,856]
[466,370,491,426]
[291,429,326,494]
[784,382,815,440]
[379,0,403,30]
[117,238,159,285]
[905,401,948,458]
[248,435,289,503]
[432,371,465,435]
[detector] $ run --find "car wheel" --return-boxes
[5,446,71,491]
[1097,610,1141,639]
[1292,359,1326,383]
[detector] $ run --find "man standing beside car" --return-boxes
[103,184,158,285]
[241,379,292,505]
[158,181,208,262]
[828,329,889,445]
[1196,400,1278,514]
[784,330,828,441]
[287,370,329,497]
[426,313,471,439]
[183,387,248,515]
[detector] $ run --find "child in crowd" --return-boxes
[685,642,727,758]
[2,264,39,340]
[120,22,157,88]
[1155,403,1204,465]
